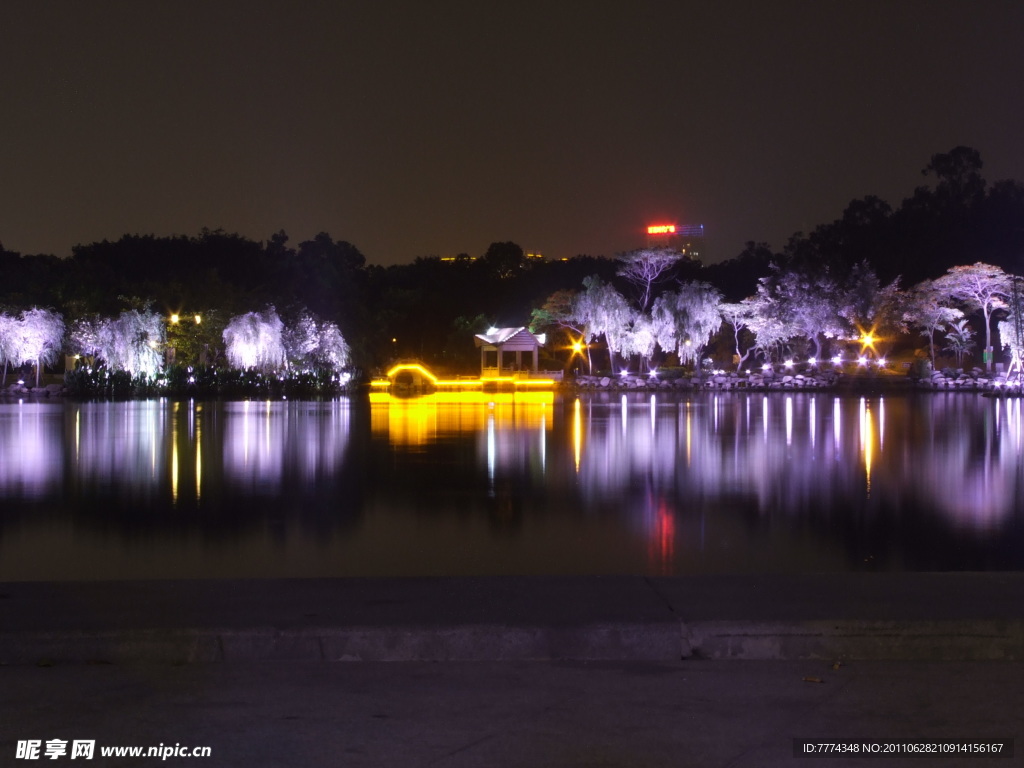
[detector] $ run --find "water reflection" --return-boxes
[0,393,1022,580]
[571,393,1024,540]
[0,402,63,498]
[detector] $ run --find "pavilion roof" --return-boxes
[473,327,546,348]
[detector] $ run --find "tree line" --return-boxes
[1,146,1022,379]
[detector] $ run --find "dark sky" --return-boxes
[3,1,1023,265]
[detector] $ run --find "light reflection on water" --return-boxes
[0,393,1022,580]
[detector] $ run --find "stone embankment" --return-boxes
[567,370,841,392]
[915,366,1022,394]
[1,382,64,399]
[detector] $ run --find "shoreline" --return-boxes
[3,369,1022,400]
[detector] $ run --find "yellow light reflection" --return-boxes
[171,433,179,504]
[685,401,691,466]
[573,398,582,473]
[171,402,179,502]
[371,392,553,447]
[195,406,202,501]
[860,398,873,496]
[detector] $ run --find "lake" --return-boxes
[0,392,1021,580]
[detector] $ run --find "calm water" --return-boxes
[1,392,1022,581]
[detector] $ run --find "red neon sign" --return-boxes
[647,224,676,235]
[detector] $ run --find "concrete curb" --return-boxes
[685,620,1024,661]
[2,623,688,665]
[2,575,1022,664]
[7,618,1024,664]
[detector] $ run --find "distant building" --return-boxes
[646,223,705,260]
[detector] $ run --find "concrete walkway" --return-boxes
[2,575,1022,767]
[2,658,1020,767]
[1,574,1022,664]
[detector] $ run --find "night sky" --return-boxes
[3,1,1022,265]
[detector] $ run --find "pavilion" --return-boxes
[473,327,548,377]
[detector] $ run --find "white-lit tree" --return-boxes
[932,262,1011,372]
[745,290,796,363]
[620,312,658,371]
[0,313,16,386]
[283,312,320,368]
[5,308,65,387]
[762,267,846,360]
[109,310,163,376]
[68,315,103,359]
[903,279,964,366]
[998,311,1024,376]
[312,321,350,372]
[71,310,165,377]
[943,318,975,367]
[223,308,286,371]
[573,276,634,372]
[997,277,1024,378]
[616,248,683,312]
[282,311,351,373]
[650,281,722,368]
[719,301,756,371]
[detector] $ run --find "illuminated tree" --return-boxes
[1,309,65,387]
[762,267,846,360]
[719,301,756,371]
[572,276,634,372]
[617,248,683,311]
[997,278,1024,376]
[283,313,320,365]
[223,308,286,371]
[650,281,722,367]
[283,311,350,373]
[903,279,964,365]
[943,318,975,367]
[932,262,1011,371]
[748,310,793,363]
[530,289,592,371]
[620,312,658,370]
[71,309,165,377]
[0,314,16,385]
[836,262,906,355]
[312,321,351,372]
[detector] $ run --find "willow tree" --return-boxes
[3,309,65,387]
[0,314,14,386]
[620,312,658,371]
[651,281,722,370]
[572,276,634,372]
[283,311,350,373]
[103,310,164,376]
[223,308,286,371]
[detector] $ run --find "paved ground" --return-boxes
[1,574,1022,664]
[1,574,1022,767]
[1,659,1020,767]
